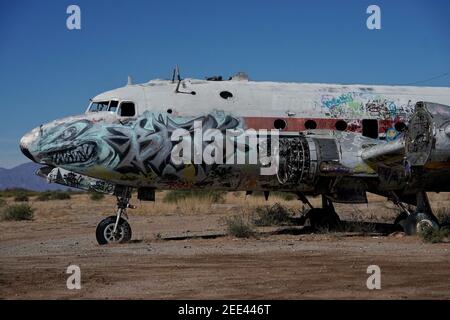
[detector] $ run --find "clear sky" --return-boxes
[1,0,449,168]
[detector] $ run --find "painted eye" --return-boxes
[61,127,77,140]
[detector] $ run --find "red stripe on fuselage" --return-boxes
[243,116,396,134]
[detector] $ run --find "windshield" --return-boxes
[88,101,118,112]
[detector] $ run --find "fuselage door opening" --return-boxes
[118,101,136,118]
[362,119,378,139]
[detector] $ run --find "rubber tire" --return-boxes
[96,216,132,245]
[403,212,439,235]
[393,211,409,232]
[305,208,341,230]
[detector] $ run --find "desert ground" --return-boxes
[0,191,449,299]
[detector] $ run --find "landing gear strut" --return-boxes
[392,191,439,235]
[301,195,341,230]
[96,187,134,245]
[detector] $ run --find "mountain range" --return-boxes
[0,162,65,191]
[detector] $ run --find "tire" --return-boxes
[304,208,341,230]
[403,212,439,235]
[96,215,132,245]
[393,211,408,231]
[394,211,408,226]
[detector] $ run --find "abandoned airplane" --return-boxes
[19,70,450,244]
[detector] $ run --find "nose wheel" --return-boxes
[96,216,132,244]
[96,186,134,245]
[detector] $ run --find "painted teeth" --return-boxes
[51,144,94,165]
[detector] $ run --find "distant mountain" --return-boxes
[0,162,66,191]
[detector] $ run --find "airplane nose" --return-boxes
[20,127,40,162]
[20,143,35,162]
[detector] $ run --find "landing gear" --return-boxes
[403,212,439,235]
[96,187,134,245]
[302,195,341,230]
[96,216,132,245]
[393,211,408,231]
[392,192,440,235]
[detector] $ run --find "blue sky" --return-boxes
[1,0,449,168]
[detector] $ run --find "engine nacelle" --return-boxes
[406,101,450,166]
[276,131,378,187]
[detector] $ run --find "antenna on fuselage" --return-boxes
[127,75,133,86]
[172,65,195,95]
[174,65,182,92]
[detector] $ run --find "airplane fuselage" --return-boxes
[91,78,450,137]
[20,78,450,194]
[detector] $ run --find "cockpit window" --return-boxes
[89,101,110,112]
[109,101,118,112]
[88,100,120,113]
[119,102,135,117]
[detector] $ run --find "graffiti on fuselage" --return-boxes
[47,167,115,194]
[33,111,250,186]
[320,92,415,120]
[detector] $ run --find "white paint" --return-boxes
[90,78,450,119]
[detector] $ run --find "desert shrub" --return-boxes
[36,192,52,201]
[436,207,450,226]
[224,214,255,238]
[0,197,6,207]
[253,203,294,226]
[90,192,105,201]
[419,225,449,243]
[14,192,29,202]
[35,191,72,201]
[251,191,296,201]
[50,192,71,200]
[163,190,226,203]
[1,204,34,221]
[274,192,296,201]
[0,188,37,198]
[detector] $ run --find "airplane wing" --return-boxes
[361,137,405,168]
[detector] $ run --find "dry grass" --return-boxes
[14,193,29,202]
[89,192,105,201]
[132,191,300,217]
[1,191,450,226]
[0,191,298,221]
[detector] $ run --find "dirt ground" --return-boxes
[0,193,449,299]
